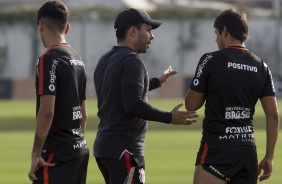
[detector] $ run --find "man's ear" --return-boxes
[65,23,70,34]
[222,26,228,37]
[38,20,44,32]
[128,26,138,37]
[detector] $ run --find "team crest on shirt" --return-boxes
[138,168,145,183]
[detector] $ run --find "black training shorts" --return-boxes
[196,144,258,184]
[33,151,89,184]
[95,151,145,184]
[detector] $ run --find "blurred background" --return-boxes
[1,1,282,183]
[0,0,282,99]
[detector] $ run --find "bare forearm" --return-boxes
[80,120,87,133]
[32,112,53,156]
[185,89,205,111]
[265,117,280,159]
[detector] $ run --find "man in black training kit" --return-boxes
[185,8,280,184]
[94,8,198,184]
[28,1,89,183]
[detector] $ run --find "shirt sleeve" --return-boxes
[260,63,276,97]
[37,53,58,96]
[190,53,214,93]
[149,78,160,91]
[121,57,172,123]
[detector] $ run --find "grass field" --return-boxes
[0,99,281,184]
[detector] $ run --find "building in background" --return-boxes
[0,0,281,99]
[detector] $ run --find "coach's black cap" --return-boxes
[114,8,162,30]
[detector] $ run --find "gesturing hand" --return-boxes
[158,66,178,86]
[171,103,198,125]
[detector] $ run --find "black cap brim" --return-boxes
[148,19,162,29]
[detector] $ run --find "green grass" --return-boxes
[0,98,281,183]
[0,130,281,184]
[1,98,281,130]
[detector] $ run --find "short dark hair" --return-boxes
[116,23,142,42]
[214,8,248,42]
[37,1,69,33]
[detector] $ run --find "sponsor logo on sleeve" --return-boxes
[268,67,276,93]
[36,59,39,77]
[138,168,145,184]
[193,54,213,86]
[48,59,58,92]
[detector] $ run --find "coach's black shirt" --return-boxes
[36,43,88,161]
[190,46,275,146]
[94,46,172,158]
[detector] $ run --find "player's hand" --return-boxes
[258,157,273,182]
[28,155,55,181]
[158,66,178,86]
[170,103,198,125]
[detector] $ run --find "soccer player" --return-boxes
[28,1,89,183]
[93,8,198,184]
[185,8,280,184]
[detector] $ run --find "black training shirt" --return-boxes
[94,46,172,158]
[36,43,88,161]
[190,46,275,146]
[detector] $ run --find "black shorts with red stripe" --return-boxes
[196,143,258,184]
[33,151,89,184]
[95,150,145,184]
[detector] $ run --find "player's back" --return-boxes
[36,44,88,159]
[191,46,275,145]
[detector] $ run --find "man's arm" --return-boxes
[28,95,55,181]
[258,96,280,182]
[122,60,197,124]
[185,89,205,111]
[80,100,87,133]
[149,66,177,91]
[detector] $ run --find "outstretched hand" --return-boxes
[158,66,178,86]
[258,158,273,182]
[171,103,198,125]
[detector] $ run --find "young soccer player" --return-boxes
[185,8,280,184]
[28,1,89,183]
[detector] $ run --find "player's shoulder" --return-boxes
[117,46,141,60]
[247,50,263,63]
[198,50,219,64]
[39,47,61,59]
[38,47,69,68]
[112,46,144,64]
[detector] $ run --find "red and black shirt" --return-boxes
[190,46,275,146]
[36,43,88,160]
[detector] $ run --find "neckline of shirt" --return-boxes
[226,45,247,50]
[51,43,70,48]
